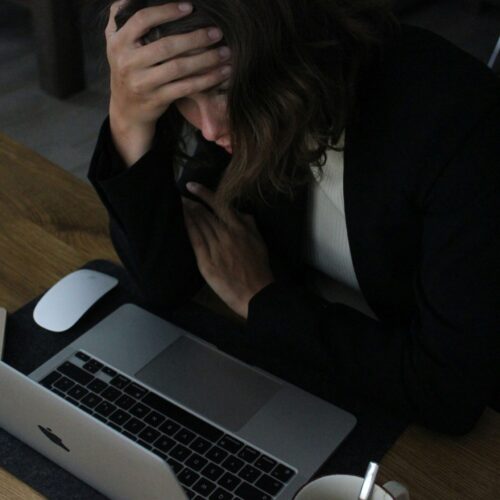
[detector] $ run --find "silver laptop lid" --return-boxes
[0,360,187,500]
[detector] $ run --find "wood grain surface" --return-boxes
[0,132,498,499]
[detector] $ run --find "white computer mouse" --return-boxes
[33,269,119,332]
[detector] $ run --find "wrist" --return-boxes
[109,103,156,167]
[240,279,275,320]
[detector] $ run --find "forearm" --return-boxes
[246,281,497,434]
[88,116,204,307]
[109,102,156,168]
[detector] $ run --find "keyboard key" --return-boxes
[271,464,295,483]
[190,437,211,454]
[80,393,103,409]
[185,490,196,499]
[87,379,107,394]
[175,428,196,445]
[202,463,224,482]
[109,409,131,426]
[94,413,107,423]
[102,366,117,377]
[40,371,61,388]
[110,374,131,389]
[209,488,233,500]
[75,351,90,362]
[95,401,117,418]
[65,396,79,406]
[138,426,161,444]
[218,436,244,454]
[159,419,180,436]
[51,388,66,397]
[238,464,261,483]
[123,430,137,441]
[153,449,167,460]
[124,382,148,400]
[54,376,75,393]
[138,440,152,450]
[67,384,89,401]
[179,467,200,488]
[143,392,224,442]
[185,453,208,472]
[167,457,183,474]
[171,444,192,462]
[218,472,241,492]
[124,418,146,435]
[234,482,271,500]
[79,404,93,414]
[144,411,165,428]
[83,359,103,374]
[130,402,150,419]
[221,455,244,474]
[206,446,228,464]
[57,362,94,385]
[101,386,121,402]
[108,422,121,432]
[154,435,176,454]
[192,477,216,496]
[115,394,135,411]
[255,474,284,496]
[254,456,276,474]
[238,446,260,464]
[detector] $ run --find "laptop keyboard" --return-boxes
[38,351,297,500]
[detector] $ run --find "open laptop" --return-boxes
[0,303,356,499]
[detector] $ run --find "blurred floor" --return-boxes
[0,0,498,182]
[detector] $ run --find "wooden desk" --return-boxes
[0,132,499,499]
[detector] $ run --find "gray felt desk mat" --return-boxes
[0,260,408,500]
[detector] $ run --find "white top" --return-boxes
[184,128,377,319]
[304,133,377,319]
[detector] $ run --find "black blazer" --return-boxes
[89,25,500,434]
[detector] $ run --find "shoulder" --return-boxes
[349,24,499,173]
[358,24,499,120]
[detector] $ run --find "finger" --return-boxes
[186,182,216,207]
[155,64,232,102]
[136,25,226,67]
[183,198,220,243]
[131,54,229,96]
[105,0,127,39]
[186,182,240,227]
[119,3,194,46]
[183,203,210,258]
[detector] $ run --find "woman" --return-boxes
[89,0,500,434]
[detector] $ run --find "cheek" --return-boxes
[175,101,199,128]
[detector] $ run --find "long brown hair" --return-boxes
[109,0,398,219]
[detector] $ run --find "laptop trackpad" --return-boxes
[135,336,281,432]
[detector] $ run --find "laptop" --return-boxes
[0,303,356,499]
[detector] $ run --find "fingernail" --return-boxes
[186,182,198,192]
[208,27,222,40]
[218,46,231,60]
[178,2,192,12]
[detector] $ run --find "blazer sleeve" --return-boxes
[246,104,500,435]
[87,116,204,307]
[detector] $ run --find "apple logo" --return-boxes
[38,425,70,452]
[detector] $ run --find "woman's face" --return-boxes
[175,89,232,154]
[174,48,233,154]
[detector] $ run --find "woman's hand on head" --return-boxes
[105,0,232,164]
[182,183,274,320]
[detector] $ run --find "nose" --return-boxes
[198,103,227,143]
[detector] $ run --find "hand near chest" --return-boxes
[182,182,275,319]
